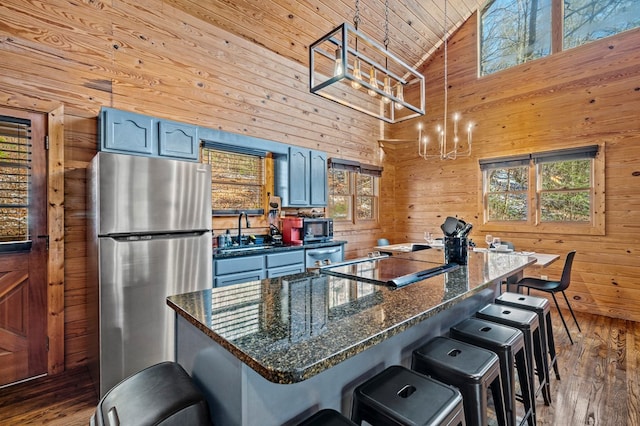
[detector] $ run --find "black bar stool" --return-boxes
[412,336,508,426]
[450,317,535,426]
[298,408,357,425]
[476,304,551,406]
[495,292,561,381]
[91,362,211,426]
[351,365,466,426]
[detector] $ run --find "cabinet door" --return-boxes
[288,147,310,206]
[309,149,328,206]
[101,108,155,155]
[215,270,266,287]
[158,120,199,161]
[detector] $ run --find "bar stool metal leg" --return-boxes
[496,292,561,381]
[476,303,552,406]
[450,317,535,426]
[412,336,508,426]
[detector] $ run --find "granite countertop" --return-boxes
[212,240,347,259]
[167,250,535,384]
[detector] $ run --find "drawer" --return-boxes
[266,250,304,268]
[267,264,305,278]
[215,255,264,275]
[215,270,266,287]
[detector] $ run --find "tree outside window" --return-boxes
[480,0,639,76]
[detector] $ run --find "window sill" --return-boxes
[0,240,32,253]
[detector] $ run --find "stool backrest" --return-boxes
[558,251,577,291]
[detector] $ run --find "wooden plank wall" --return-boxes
[1,0,639,373]
[383,15,640,321]
[0,0,384,369]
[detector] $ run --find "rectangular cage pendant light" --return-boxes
[309,23,425,124]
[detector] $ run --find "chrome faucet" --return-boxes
[237,212,250,246]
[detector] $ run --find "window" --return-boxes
[480,145,603,234]
[564,0,640,49]
[202,148,265,215]
[480,0,640,76]
[328,159,381,224]
[480,0,552,75]
[0,116,31,243]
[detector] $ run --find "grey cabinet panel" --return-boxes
[278,147,328,207]
[100,107,200,161]
[215,255,264,275]
[158,121,199,160]
[310,150,328,206]
[267,264,305,278]
[102,108,155,155]
[288,147,311,205]
[215,270,266,287]
[265,250,304,268]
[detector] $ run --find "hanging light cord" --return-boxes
[443,0,449,144]
[383,0,390,50]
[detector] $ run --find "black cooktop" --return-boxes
[319,255,459,288]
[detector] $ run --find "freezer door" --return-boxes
[93,152,211,235]
[98,232,212,396]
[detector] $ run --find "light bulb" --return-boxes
[351,59,362,89]
[367,67,378,97]
[333,47,343,76]
[394,84,404,110]
[382,76,392,104]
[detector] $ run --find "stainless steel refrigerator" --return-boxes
[87,152,212,397]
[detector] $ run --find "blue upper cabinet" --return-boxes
[100,107,200,161]
[288,147,311,205]
[309,150,328,206]
[101,108,155,155]
[283,147,327,207]
[158,120,199,160]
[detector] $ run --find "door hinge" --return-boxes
[45,135,49,150]
[37,235,49,251]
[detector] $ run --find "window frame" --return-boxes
[328,159,381,226]
[479,0,640,77]
[479,144,604,235]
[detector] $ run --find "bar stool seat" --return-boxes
[495,292,561,381]
[298,408,357,425]
[476,304,551,406]
[412,336,507,426]
[91,361,211,426]
[351,365,466,426]
[450,317,535,426]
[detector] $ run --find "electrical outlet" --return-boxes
[540,275,548,280]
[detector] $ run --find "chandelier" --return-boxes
[418,0,473,160]
[309,0,425,124]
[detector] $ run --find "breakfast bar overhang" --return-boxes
[167,250,535,425]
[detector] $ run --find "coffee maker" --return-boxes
[267,194,283,245]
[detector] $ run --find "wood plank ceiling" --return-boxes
[164,0,486,70]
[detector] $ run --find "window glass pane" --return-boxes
[540,191,591,221]
[0,119,31,242]
[329,195,351,220]
[356,196,374,220]
[202,149,264,212]
[480,0,552,76]
[564,0,640,49]
[329,169,350,196]
[357,174,374,196]
[541,159,591,190]
[488,167,529,191]
[488,193,528,221]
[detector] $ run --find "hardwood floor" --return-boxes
[0,309,638,425]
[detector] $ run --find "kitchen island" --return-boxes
[167,249,535,425]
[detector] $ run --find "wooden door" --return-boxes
[0,107,48,386]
